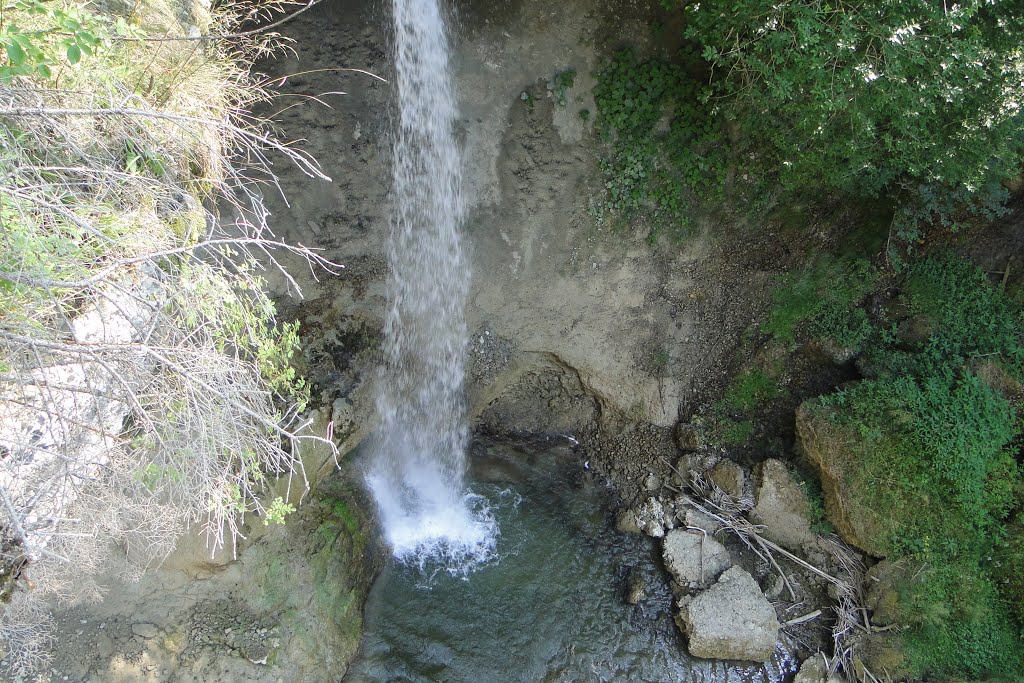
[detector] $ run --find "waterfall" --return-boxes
[365,0,496,572]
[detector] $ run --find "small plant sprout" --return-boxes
[264,497,297,526]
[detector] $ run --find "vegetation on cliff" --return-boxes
[0,0,332,675]
[793,256,1024,678]
[596,0,1023,250]
[592,1,1024,679]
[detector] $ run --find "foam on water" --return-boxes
[365,0,496,572]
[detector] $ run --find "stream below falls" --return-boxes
[346,438,798,683]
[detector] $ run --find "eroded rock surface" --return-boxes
[709,459,747,499]
[793,653,845,683]
[796,405,887,556]
[41,475,379,683]
[679,565,774,663]
[662,529,732,590]
[749,459,816,552]
[677,566,779,662]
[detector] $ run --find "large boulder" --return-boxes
[793,653,845,683]
[709,459,746,499]
[749,459,816,553]
[795,404,887,557]
[662,529,732,589]
[677,566,780,662]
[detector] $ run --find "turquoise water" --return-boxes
[347,439,797,683]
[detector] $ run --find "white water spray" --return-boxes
[365,0,496,571]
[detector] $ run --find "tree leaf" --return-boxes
[5,39,25,66]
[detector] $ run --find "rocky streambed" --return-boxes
[345,437,800,683]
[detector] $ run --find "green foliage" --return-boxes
[682,0,1024,227]
[761,258,878,347]
[720,367,784,413]
[811,301,872,351]
[796,475,833,535]
[805,253,1024,679]
[552,68,575,107]
[717,418,753,446]
[592,49,724,237]
[993,515,1024,632]
[0,0,113,81]
[904,255,1024,369]
[264,496,296,526]
[823,373,1017,553]
[124,140,167,177]
[705,361,785,447]
[897,562,1024,679]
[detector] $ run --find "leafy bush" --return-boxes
[0,0,112,80]
[822,373,1017,555]
[898,561,1024,679]
[805,253,1024,679]
[993,514,1024,633]
[761,257,878,347]
[678,0,1024,224]
[592,49,724,237]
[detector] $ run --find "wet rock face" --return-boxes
[677,566,780,663]
[41,474,381,683]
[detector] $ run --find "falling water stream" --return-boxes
[364,0,496,569]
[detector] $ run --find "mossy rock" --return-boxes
[795,404,888,557]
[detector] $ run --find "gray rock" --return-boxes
[677,566,779,662]
[616,498,670,537]
[635,497,668,538]
[624,568,646,605]
[749,459,817,552]
[683,508,723,535]
[709,459,746,498]
[794,653,845,683]
[662,529,731,589]
[672,456,692,487]
[131,623,160,639]
[615,508,642,534]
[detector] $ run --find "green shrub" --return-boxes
[552,68,575,107]
[905,254,1024,369]
[807,253,1024,679]
[897,562,1024,679]
[592,49,724,237]
[822,372,1017,554]
[678,0,1024,230]
[761,257,878,346]
[993,515,1024,633]
[720,367,784,413]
